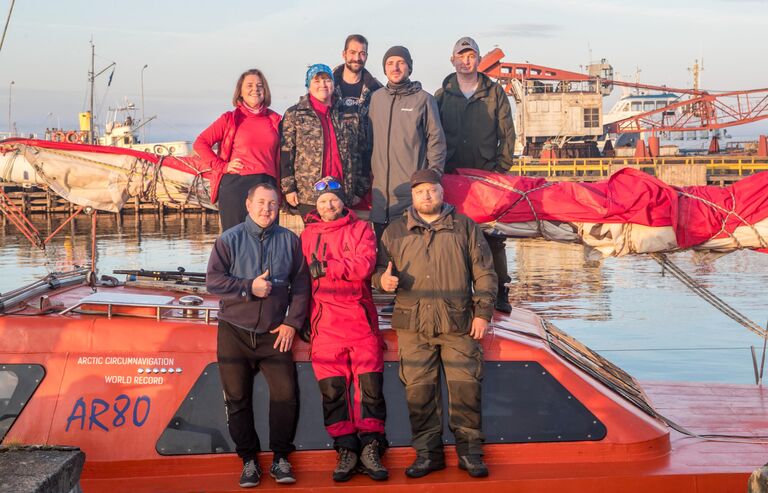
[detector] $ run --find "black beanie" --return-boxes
[382,46,413,73]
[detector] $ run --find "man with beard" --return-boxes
[368,46,446,240]
[435,36,517,313]
[372,169,497,479]
[300,176,388,483]
[333,35,381,178]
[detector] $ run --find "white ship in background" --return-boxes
[44,102,192,156]
[603,90,729,154]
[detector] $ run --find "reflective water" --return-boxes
[1,213,766,385]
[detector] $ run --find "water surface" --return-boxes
[1,213,766,385]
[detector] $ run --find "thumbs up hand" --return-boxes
[380,261,399,293]
[251,269,272,298]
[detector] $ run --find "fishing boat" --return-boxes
[1,267,767,492]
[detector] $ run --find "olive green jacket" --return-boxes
[372,205,497,334]
[435,72,516,174]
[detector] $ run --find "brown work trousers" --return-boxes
[397,330,484,459]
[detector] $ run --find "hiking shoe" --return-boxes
[458,455,489,478]
[239,459,262,488]
[332,447,358,482]
[269,458,296,484]
[405,456,445,478]
[495,287,513,313]
[359,440,388,481]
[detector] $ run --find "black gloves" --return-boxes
[309,254,327,280]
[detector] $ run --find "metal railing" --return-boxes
[508,156,768,178]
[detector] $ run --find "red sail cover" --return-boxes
[443,168,768,250]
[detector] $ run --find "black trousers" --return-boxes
[484,233,511,291]
[218,173,277,232]
[217,320,298,461]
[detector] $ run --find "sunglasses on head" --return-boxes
[313,180,342,192]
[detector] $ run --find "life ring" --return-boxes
[77,131,87,143]
[65,131,79,143]
[51,131,66,143]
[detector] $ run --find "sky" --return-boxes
[1,0,766,142]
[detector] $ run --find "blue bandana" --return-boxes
[305,63,333,88]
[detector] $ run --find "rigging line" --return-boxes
[0,0,15,55]
[650,252,766,338]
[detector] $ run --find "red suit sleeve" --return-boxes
[193,112,229,172]
[325,221,376,281]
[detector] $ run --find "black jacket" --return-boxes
[206,216,310,333]
[435,72,516,173]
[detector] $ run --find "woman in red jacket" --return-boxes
[194,69,282,231]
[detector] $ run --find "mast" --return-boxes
[89,40,95,144]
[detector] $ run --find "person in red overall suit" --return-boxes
[300,176,388,483]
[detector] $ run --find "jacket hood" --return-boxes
[440,72,494,98]
[332,65,381,92]
[385,79,422,96]
[405,203,456,231]
[303,208,358,233]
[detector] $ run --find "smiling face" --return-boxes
[316,192,344,222]
[343,40,368,74]
[308,73,334,104]
[412,182,444,216]
[384,56,410,84]
[451,49,479,76]
[245,186,279,228]
[239,74,265,109]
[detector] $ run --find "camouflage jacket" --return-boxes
[280,95,369,205]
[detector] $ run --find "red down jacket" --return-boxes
[300,209,379,344]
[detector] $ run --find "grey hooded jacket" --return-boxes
[368,80,446,224]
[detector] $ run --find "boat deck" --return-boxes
[78,382,768,492]
[3,282,766,492]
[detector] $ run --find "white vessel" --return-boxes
[603,91,729,154]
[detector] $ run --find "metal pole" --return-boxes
[141,64,148,143]
[89,41,95,144]
[8,80,13,134]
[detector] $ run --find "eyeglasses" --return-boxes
[313,179,342,192]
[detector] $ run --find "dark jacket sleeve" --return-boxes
[467,221,498,321]
[371,227,393,291]
[425,94,447,175]
[279,108,298,195]
[206,238,255,301]
[495,84,516,170]
[354,113,372,198]
[283,235,311,330]
[193,113,229,172]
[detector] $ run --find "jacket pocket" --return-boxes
[443,298,472,335]
[391,298,419,331]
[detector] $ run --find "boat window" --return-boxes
[156,361,605,456]
[643,102,655,112]
[656,101,667,110]
[621,104,630,112]
[0,364,46,441]
[631,102,642,112]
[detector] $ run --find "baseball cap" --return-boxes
[410,169,442,188]
[453,36,479,56]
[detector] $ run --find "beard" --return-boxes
[319,208,344,222]
[414,201,442,216]
[345,61,363,73]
